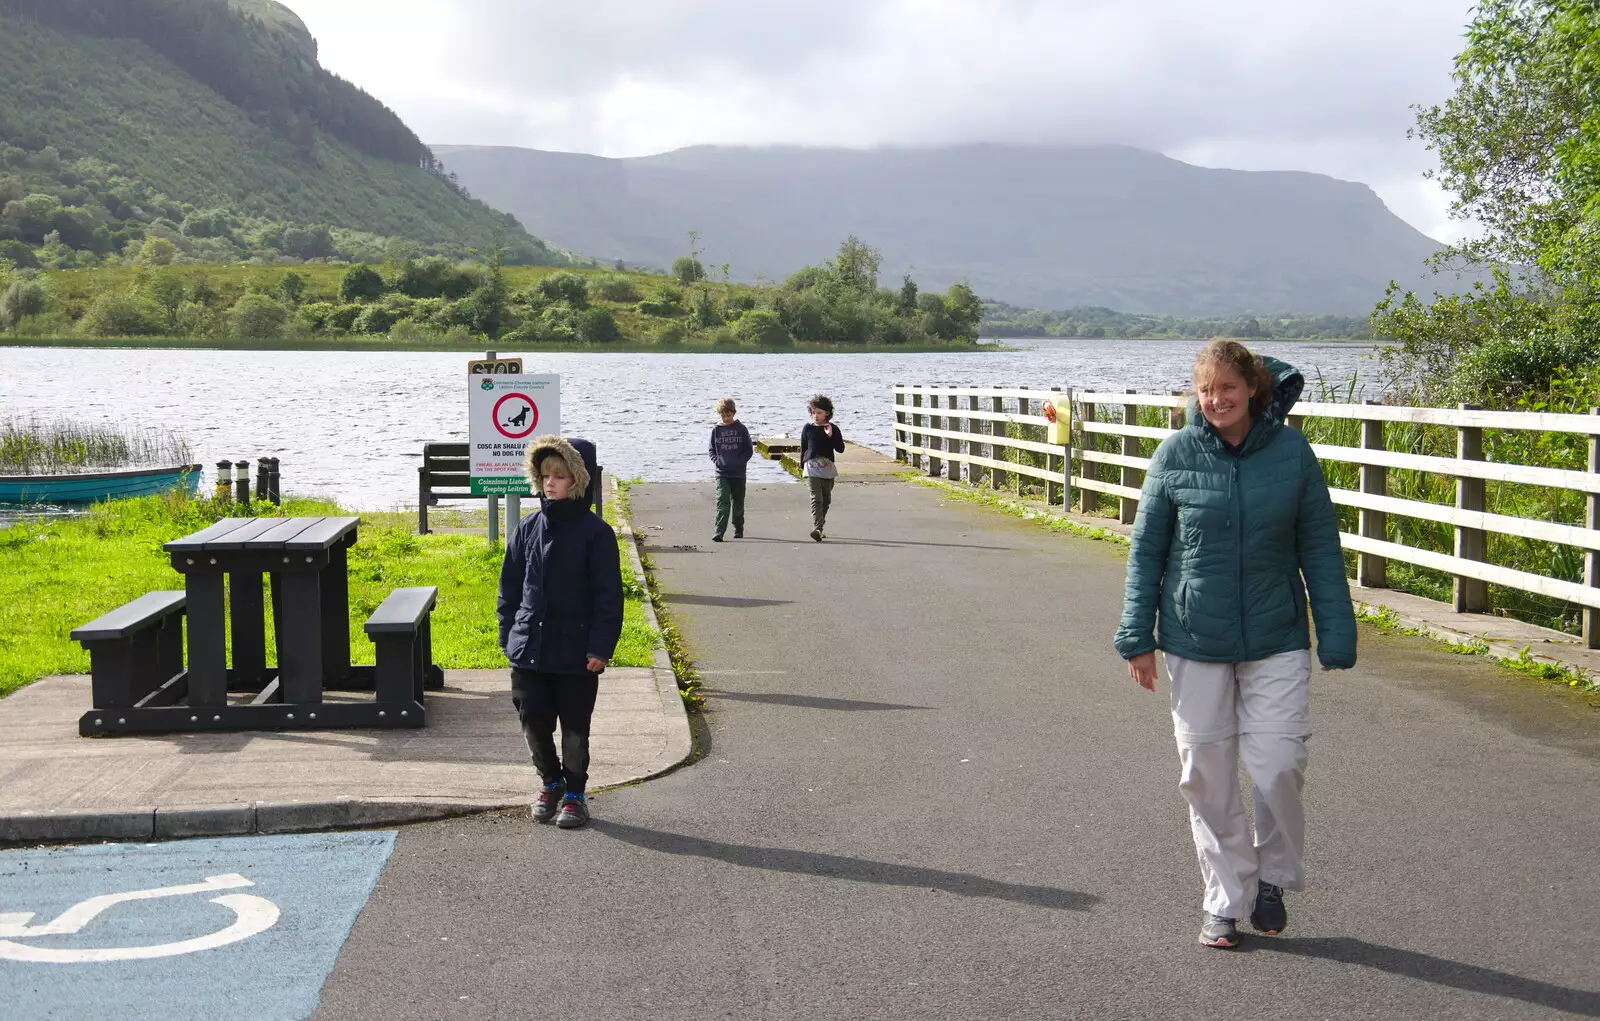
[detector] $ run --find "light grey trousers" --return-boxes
[1164,649,1311,920]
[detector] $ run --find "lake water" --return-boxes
[0,339,1385,509]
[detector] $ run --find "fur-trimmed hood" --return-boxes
[524,435,591,500]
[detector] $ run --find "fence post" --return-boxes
[1170,391,1186,431]
[1454,404,1488,613]
[1079,397,1097,514]
[1358,401,1388,589]
[1119,389,1140,524]
[894,388,906,463]
[915,392,928,473]
[969,393,982,486]
[940,393,953,486]
[1061,387,1074,511]
[991,390,1006,492]
[929,385,943,478]
[1016,392,1029,497]
[1586,408,1600,648]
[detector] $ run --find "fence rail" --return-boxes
[892,384,1600,647]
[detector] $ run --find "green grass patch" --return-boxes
[0,490,656,698]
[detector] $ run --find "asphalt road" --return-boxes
[316,476,1600,1020]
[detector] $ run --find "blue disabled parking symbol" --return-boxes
[0,831,395,1021]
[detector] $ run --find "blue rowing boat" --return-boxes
[0,464,202,504]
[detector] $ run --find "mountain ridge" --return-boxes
[434,142,1448,315]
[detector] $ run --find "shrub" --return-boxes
[325,304,363,333]
[672,256,705,285]
[711,327,738,347]
[732,309,791,346]
[80,290,155,337]
[594,273,640,302]
[724,292,756,313]
[389,319,441,344]
[636,285,683,317]
[352,304,400,334]
[581,307,621,343]
[0,240,38,269]
[298,301,339,332]
[340,263,385,302]
[396,256,480,299]
[655,323,687,346]
[230,293,288,340]
[135,236,177,267]
[0,280,47,329]
[691,290,722,329]
[534,271,589,309]
[535,305,584,343]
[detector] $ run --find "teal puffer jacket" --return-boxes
[1114,358,1357,668]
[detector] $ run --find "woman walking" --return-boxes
[1114,339,1356,948]
[798,394,845,541]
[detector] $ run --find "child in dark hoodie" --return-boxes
[498,435,624,829]
[708,396,754,541]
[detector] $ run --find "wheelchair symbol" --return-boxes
[0,873,279,964]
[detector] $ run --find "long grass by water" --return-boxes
[0,416,193,475]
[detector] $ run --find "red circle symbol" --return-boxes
[1043,402,1058,424]
[493,393,539,439]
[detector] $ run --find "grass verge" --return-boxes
[0,491,655,698]
[615,480,705,712]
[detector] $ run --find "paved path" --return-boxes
[317,471,1600,1020]
[0,667,688,842]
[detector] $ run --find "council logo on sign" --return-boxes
[480,378,495,390]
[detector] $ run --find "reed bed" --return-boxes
[0,417,192,475]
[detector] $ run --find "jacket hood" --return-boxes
[524,435,591,500]
[1185,356,1305,445]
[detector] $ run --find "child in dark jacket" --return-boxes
[798,394,845,541]
[709,396,754,541]
[498,435,624,829]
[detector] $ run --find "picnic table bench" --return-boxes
[73,516,441,736]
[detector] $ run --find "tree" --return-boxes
[0,280,46,330]
[135,236,177,267]
[672,255,706,285]
[340,263,385,302]
[897,274,919,316]
[827,236,880,294]
[732,309,792,346]
[1413,0,1600,279]
[277,271,307,306]
[534,270,589,308]
[142,273,187,333]
[231,293,289,340]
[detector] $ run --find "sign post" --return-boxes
[469,370,560,544]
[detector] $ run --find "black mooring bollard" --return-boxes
[234,458,250,504]
[255,458,270,502]
[215,460,233,503]
[267,457,281,505]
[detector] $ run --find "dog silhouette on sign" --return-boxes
[504,404,531,429]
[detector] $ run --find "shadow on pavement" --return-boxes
[661,593,794,608]
[1250,936,1600,1016]
[733,536,1016,552]
[591,820,1097,911]
[704,689,935,712]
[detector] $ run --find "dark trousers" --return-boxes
[715,476,747,535]
[511,669,599,794]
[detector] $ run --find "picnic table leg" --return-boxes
[278,571,325,704]
[319,542,352,686]
[186,573,228,707]
[230,570,267,690]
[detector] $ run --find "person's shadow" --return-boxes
[1248,936,1600,1016]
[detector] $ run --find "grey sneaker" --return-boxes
[531,779,564,824]
[555,792,589,829]
[1251,882,1287,935]
[1199,914,1239,948]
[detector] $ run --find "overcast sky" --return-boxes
[279,0,1476,243]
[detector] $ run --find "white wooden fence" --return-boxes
[892,384,1600,647]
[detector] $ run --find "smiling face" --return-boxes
[1195,362,1256,440]
[539,456,574,500]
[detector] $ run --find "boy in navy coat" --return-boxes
[498,436,624,828]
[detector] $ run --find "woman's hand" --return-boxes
[586,656,608,673]
[1128,651,1158,691]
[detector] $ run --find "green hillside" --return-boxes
[0,0,565,267]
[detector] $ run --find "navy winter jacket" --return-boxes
[1114,358,1358,669]
[497,497,624,675]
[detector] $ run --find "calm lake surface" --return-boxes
[0,340,1385,509]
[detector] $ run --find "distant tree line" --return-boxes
[981,301,1375,341]
[0,0,436,171]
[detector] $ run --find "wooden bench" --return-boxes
[364,586,443,706]
[71,592,188,719]
[417,439,605,534]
